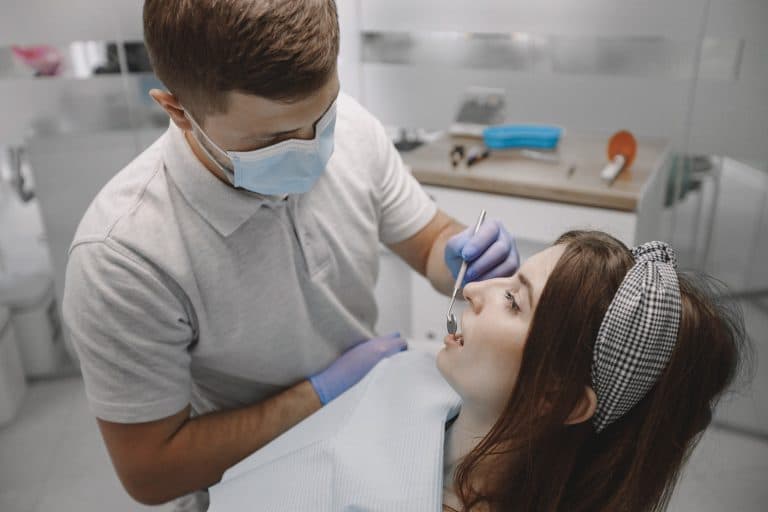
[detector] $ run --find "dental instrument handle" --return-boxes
[447,209,487,334]
[450,209,487,298]
[600,154,626,183]
[447,294,457,317]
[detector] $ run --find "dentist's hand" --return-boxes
[309,332,407,405]
[445,219,520,284]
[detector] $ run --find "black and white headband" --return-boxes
[591,241,682,433]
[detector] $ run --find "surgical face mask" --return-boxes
[186,101,337,196]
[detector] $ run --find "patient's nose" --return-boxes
[463,281,483,312]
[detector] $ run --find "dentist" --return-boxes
[62,1,518,511]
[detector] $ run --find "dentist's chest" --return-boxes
[181,169,382,382]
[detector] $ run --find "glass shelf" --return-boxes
[0,40,152,81]
[363,31,744,82]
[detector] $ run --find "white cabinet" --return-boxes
[410,184,639,340]
[423,185,638,246]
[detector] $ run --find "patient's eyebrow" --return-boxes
[518,272,534,307]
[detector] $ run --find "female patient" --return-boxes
[209,230,745,512]
[439,230,744,511]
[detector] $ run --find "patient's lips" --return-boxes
[444,333,464,347]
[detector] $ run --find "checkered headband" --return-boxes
[591,241,682,433]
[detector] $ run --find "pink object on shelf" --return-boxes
[11,45,63,77]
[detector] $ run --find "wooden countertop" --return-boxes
[401,133,670,212]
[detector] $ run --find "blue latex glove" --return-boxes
[444,219,520,284]
[309,332,407,405]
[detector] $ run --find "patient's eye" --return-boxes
[505,290,520,312]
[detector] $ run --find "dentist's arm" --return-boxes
[98,380,321,505]
[98,333,405,506]
[388,209,464,295]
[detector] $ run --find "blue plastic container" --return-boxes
[482,124,562,150]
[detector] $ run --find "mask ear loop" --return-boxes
[184,110,237,183]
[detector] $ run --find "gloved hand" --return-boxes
[445,219,520,284]
[309,332,407,405]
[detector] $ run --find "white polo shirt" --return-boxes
[62,92,437,425]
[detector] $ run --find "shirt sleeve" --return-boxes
[371,117,437,245]
[62,239,195,423]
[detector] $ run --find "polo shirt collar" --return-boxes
[162,121,285,237]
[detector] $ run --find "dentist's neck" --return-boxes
[184,129,233,187]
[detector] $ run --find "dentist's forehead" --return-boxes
[225,77,339,126]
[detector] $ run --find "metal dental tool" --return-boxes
[446,209,487,335]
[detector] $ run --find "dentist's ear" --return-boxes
[565,386,598,425]
[149,89,193,131]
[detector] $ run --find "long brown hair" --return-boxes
[452,230,746,511]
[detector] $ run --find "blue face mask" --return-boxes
[187,101,337,196]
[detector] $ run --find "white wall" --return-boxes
[342,0,767,167]
[2,0,763,164]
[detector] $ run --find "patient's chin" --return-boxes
[436,350,461,394]
[436,348,449,377]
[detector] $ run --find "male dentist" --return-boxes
[62,1,519,510]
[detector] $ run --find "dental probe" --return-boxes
[446,209,487,335]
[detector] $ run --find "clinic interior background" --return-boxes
[0,0,766,491]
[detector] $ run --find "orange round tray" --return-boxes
[607,130,637,170]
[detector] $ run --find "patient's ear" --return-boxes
[565,386,597,425]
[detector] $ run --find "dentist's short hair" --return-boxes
[143,0,339,120]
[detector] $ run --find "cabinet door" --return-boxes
[424,185,637,245]
[410,185,637,341]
